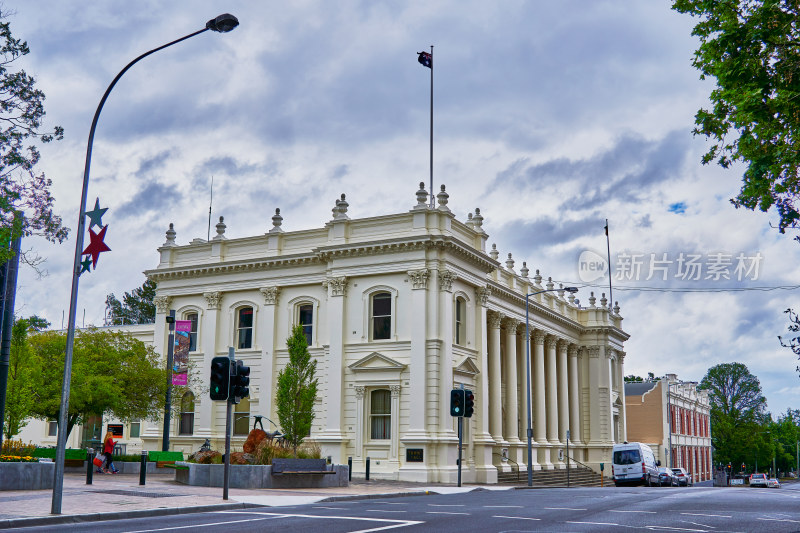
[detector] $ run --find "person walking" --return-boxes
[102,429,120,474]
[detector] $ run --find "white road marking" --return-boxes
[758,517,800,523]
[546,507,587,511]
[366,510,407,513]
[483,505,524,508]
[427,503,465,507]
[679,520,715,528]
[213,510,423,531]
[314,506,347,510]
[123,516,285,533]
[567,521,619,526]
[426,511,470,515]
[643,526,708,532]
[609,510,657,514]
[680,512,732,518]
[493,515,541,521]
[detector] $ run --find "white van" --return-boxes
[612,442,661,486]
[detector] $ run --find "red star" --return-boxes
[82,225,111,267]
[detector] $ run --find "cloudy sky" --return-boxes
[8,1,800,416]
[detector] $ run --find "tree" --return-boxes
[624,372,660,383]
[275,325,318,457]
[699,362,768,466]
[105,278,157,325]
[0,10,68,265]
[778,308,800,374]
[2,315,48,439]
[27,328,168,439]
[672,1,800,234]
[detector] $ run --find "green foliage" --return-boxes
[624,372,660,383]
[253,439,321,465]
[105,278,157,325]
[27,328,169,439]
[275,325,318,458]
[0,11,67,265]
[1,439,35,456]
[700,362,769,466]
[3,315,49,439]
[672,0,800,233]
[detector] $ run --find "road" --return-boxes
[12,483,800,532]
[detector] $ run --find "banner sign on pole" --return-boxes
[172,320,191,385]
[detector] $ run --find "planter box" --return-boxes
[175,462,349,488]
[0,462,54,490]
[63,461,177,475]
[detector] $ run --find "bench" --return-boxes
[160,463,189,470]
[271,458,334,475]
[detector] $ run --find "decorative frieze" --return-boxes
[323,276,348,297]
[153,295,172,314]
[203,291,222,310]
[260,286,280,305]
[407,269,430,290]
[438,270,457,292]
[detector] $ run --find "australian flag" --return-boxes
[417,51,432,68]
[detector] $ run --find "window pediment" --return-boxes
[349,352,406,372]
[454,356,480,376]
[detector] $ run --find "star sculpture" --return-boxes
[81,225,111,267]
[79,256,92,275]
[84,198,108,230]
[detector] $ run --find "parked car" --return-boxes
[671,468,692,486]
[750,473,768,487]
[612,442,660,487]
[767,478,781,489]
[658,467,677,486]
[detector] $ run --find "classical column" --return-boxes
[319,276,347,460]
[473,287,496,482]
[515,326,527,446]
[199,291,222,438]
[390,385,401,467]
[618,351,627,442]
[407,269,428,436]
[557,339,569,445]
[354,386,365,459]
[257,286,280,422]
[502,318,521,444]
[568,345,581,445]
[587,346,602,444]
[533,331,547,444]
[488,311,504,442]
[545,335,558,444]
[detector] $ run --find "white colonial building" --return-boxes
[18,183,630,483]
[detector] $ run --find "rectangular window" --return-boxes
[455,298,464,345]
[299,304,313,345]
[237,307,253,349]
[372,293,391,340]
[234,397,250,436]
[187,313,198,351]
[179,413,194,435]
[370,389,391,440]
[48,421,58,437]
[130,421,141,439]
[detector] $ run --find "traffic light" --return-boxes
[450,389,465,417]
[464,389,474,418]
[230,359,250,404]
[210,357,231,401]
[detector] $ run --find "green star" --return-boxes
[79,255,92,275]
[84,198,108,230]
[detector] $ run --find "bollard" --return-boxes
[348,457,352,482]
[86,448,94,485]
[366,456,370,481]
[139,450,148,486]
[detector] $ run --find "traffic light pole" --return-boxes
[457,415,463,487]
[162,310,176,452]
[223,347,234,500]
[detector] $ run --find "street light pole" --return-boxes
[50,14,239,515]
[525,286,578,487]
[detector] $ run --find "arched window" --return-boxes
[186,312,199,352]
[372,292,391,340]
[234,397,250,435]
[455,297,466,345]
[179,392,195,435]
[370,389,391,440]
[298,303,313,345]
[237,307,253,349]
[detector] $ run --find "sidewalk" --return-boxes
[0,472,495,529]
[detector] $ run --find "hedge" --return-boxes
[148,451,183,462]
[32,448,86,460]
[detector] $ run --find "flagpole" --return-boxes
[207,176,213,241]
[429,45,434,207]
[605,219,613,310]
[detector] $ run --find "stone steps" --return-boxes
[497,465,611,487]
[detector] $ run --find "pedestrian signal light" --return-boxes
[450,389,465,417]
[210,357,231,401]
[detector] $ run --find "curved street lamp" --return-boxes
[51,14,239,515]
[524,286,578,487]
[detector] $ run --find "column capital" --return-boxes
[439,269,457,292]
[502,317,521,331]
[323,276,348,297]
[557,338,569,353]
[533,330,546,345]
[568,344,579,358]
[355,386,366,398]
[488,311,504,329]
[153,295,172,314]
[545,334,558,349]
[587,346,601,358]
[390,384,401,396]
[203,291,221,310]
[259,286,281,305]
[606,345,617,359]
[476,286,491,307]
[617,350,626,364]
[407,268,430,290]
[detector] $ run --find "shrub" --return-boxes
[253,438,321,465]
[1,439,36,457]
